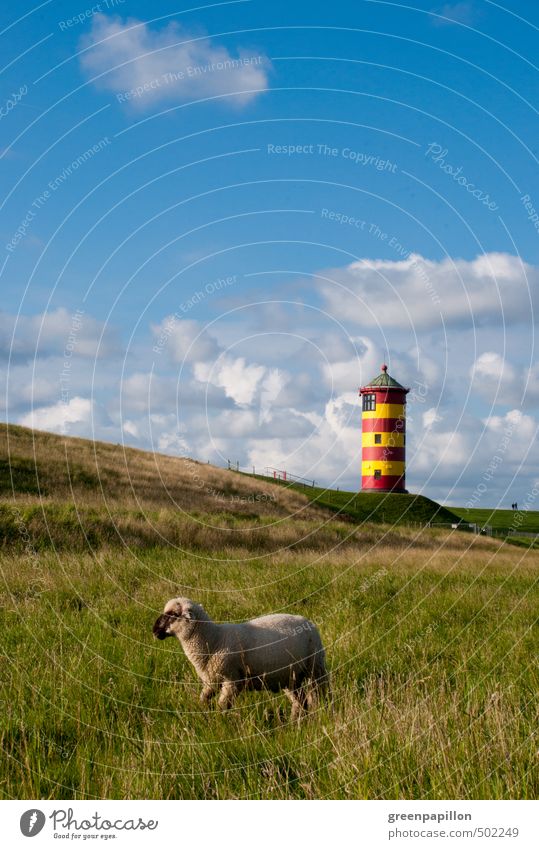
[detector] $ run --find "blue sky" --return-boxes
[1,0,538,507]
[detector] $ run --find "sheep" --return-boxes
[153,597,329,719]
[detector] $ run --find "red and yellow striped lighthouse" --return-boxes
[360,364,409,493]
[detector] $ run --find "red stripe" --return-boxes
[360,389,408,404]
[362,447,405,462]
[362,417,406,433]
[361,475,406,492]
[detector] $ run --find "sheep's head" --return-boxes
[152,597,207,640]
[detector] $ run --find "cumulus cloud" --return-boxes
[471,353,539,408]
[245,391,360,487]
[120,370,235,419]
[0,366,57,412]
[471,352,517,402]
[151,314,291,420]
[258,368,288,424]
[152,317,220,364]
[196,356,266,407]
[20,396,94,433]
[119,411,190,455]
[0,307,120,364]
[317,253,537,330]
[80,14,269,110]
[154,419,190,455]
[122,419,139,438]
[7,277,538,506]
[483,409,538,459]
[423,407,442,428]
[121,371,172,413]
[321,336,381,394]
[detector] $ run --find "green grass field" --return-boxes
[453,507,539,533]
[1,424,538,799]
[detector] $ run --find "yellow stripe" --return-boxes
[362,403,405,419]
[362,432,405,448]
[362,461,405,475]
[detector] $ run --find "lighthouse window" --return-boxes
[374,434,382,444]
[363,393,376,411]
[374,469,382,480]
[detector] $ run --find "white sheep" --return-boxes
[153,597,329,718]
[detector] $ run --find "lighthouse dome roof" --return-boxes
[364,363,407,389]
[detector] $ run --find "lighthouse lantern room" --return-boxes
[360,364,409,493]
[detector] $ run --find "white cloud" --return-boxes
[118,411,191,455]
[152,317,220,364]
[121,371,175,413]
[197,356,266,407]
[423,407,441,428]
[471,353,539,408]
[321,336,381,394]
[411,429,471,473]
[471,351,517,403]
[483,409,538,456]
[211,408,258,438]
[258,368,287,424]
[0,307,120,363]
[80,14,269,110]
[122,419,139,438]
[244,391,361,487]
[20,396,94,433]
[0,368,56,412]
[473,351,513,382]
[318,253,536,330]
[156,428,189,455]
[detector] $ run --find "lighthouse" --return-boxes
[359,364,409,493]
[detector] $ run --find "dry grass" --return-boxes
[0,423,318,518]
[0,424,502,556]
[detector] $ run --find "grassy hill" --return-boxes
[251,475,460,526]
[0,423,459,552]
[1,423,538,800]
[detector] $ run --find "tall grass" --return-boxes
[0,423,538,799]
[1,543,537,799]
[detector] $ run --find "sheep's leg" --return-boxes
[200,684,217,706]
[307,653,330,709]
[217,680,238,711]
[307,672,331,709]
[284,687,307,721]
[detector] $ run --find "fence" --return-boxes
[429,523,539,538]
[264,467,316,488]
[225,460,316,487]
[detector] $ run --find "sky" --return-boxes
[1,0,538,508]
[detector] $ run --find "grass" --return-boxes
[0,423,538,799]
[250,474,460,526]
[453,507,539,533]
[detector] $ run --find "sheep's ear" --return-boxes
[183,606,193,620]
